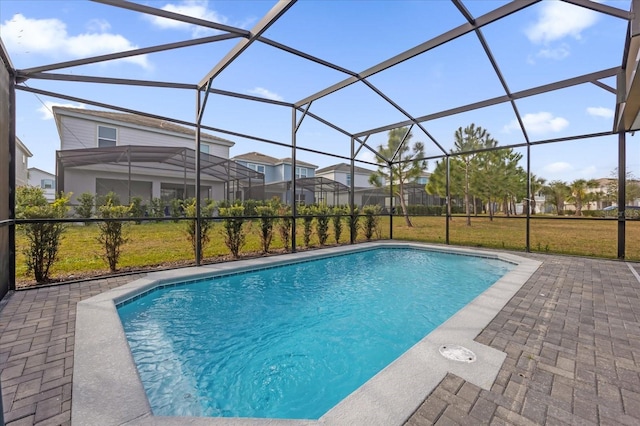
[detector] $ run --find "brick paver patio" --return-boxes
[0,253,639,425]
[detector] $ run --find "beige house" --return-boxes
[15,137,32,188]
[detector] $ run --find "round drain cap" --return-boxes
[439,344,476,363]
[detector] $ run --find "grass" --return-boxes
[14,214,640,286]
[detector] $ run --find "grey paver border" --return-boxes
[72,242,541,426]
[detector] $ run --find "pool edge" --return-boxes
[72,242,541,426]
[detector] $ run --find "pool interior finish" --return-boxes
[117,248,513,419]
[72,242,542,426]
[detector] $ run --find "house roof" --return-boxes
[315,162,375,175]
[15,137,33,157]
[232,152,317,168]
[53,107,235,146]
[27,167,55,177]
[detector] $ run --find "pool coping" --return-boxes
[72,241,541,426]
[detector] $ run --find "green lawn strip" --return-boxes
[15,215,640,285]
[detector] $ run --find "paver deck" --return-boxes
[0,252,639,425]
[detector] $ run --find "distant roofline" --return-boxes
[27,166,55,176]
[232,151,317,168]
[53,106,235,147]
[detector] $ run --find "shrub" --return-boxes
[96,191,120,208]
[219,205,246,258]
[256,204,276,253]
[75,192,95,221]
[277,204,292,252]
[348,206,360,242]
[363,205,382,241]
[299,205,314,247]
[170,198,183,222]
[183,199,215,258]
[16,187,70,283]
[314,205,330,246]
[129,196,146,224]
[148,197,164,221]
[97,200,130,272]
[331,206,345,244]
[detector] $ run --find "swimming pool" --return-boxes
[117,248,513,419]
[73,242,541,426]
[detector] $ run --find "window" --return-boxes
[98,125,117,147]
[41,179,55,190]
[295,166,308,178]
[247,163,265,173]
[200,144,210,154]
[295,193,306,204]
[346,173,351,186]
[22,154,26,164]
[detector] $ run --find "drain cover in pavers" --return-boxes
[439,344,476,363]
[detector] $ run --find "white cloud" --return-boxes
[525,1,599,44]
[536,44,570,60]
[146,0,228,38]
[37,102,84,120]
[587,106,614,118]
[543,161,573,174]
[248,87,284,102]
[503,112,569,135]
[0,14,150,68]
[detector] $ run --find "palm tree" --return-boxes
[567,179,599,216]
[542,180,570,215]
[369,127,427,227]
[528,174,547,214]
[452,124,497,226]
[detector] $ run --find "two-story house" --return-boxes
[53,107,262,207]
[231,152,319,204]
[15,137,32,188]
[28,167,56,202]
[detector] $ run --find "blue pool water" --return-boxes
[118,248,513,419]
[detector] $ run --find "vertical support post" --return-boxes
[445,156,450,245]
[526,144,531,252]
[389,161,394,239]
[618,131,626,259]
[195,93,202,266]
[350,137,356,243]
[291,107,297,253]
[127,146,132,204]
[9,72,16,293]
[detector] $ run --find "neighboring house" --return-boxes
[28,167,56,202]
[315,162,381,206]
[53,107,261,207]
[15,137,32,188]
[231,152,318,204]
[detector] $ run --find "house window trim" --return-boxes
[247,163,266,174]
[346,173,351,186]
[97,125,118,148]
[41,178,55,190]
[295,166,308,179]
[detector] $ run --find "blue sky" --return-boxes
[1,0,637,183]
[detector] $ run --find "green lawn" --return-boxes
[14,215,640,286]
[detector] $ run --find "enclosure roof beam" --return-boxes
[18,34,241,75]
[90,0,251,37]
[355,67,619,138]
[294,0,540,108]
[17,72,197,90]
[198,0,296,89]
[562,0,632,20]
[207,87,294,107]
[452,0,531,144]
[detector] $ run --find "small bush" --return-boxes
[332,206,345,244]
[97,200,130,272]
[219,205,246,258]
[256,204,276,253]
[16,187,70,283]
[277,204,292,252]
[299,205,314,247]
[75,192,95,221]
[170,198,183,222]
[129,196,146,224]
[348,206,360,242]
[183,199,215,258]
[148,197,164,221]
[363,205,382,241]
[314,205,330,246]
[96,191,120,208]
